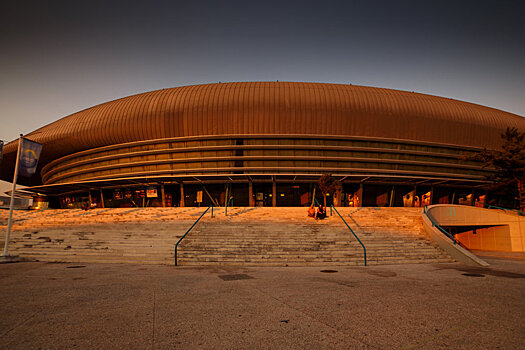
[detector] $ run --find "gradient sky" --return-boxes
[1,0,524,191]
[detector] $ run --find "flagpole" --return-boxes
[3,134,23,257]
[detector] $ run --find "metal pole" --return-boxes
[358,183,364,207]
[161,184,166,207]
[3,135,23,256]
[180,183,185,207]
[248,181,253,207]
[272,179,277,207]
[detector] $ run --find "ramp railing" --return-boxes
[174,205,213,266]
[330,205,367,266]
[474,201,524,216]
[423,205,456,244]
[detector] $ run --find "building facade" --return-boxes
[1,82,524,208]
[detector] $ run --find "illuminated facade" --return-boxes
[1,82,523,208]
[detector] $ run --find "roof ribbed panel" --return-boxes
[1,82,524,184]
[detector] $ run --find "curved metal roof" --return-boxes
[1,82,524,185]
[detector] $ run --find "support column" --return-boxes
[88,191,93,204]
[248,182,254,207]
[334,188,342,207]
[180,183,185,207]
[161,184,166,207]
[358,183,364,207]
[430,184,435,205]
[389,186,395,207]
[272,179,277,207]
[99,189,105,208]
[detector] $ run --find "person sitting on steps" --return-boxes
[316,204,327,220]
[307,204,316,218]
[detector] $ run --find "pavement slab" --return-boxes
[0,258,524,349]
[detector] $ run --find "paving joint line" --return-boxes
[249,285,380,349]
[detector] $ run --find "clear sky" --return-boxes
[1,0,524,192]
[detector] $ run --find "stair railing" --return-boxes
[330,205,367,266]
[174,205,213,266]
[474,201,524,216]
[423,205,456,244]
[225,196,234,216]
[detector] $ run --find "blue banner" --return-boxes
[18,138,43,177]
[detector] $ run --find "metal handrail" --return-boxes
[423,205,456,244]
[225,196,234,216]
[330,205,367,266]
[474,200,524,216]
[174,205,213,266]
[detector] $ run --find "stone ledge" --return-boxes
[0,255,20,263]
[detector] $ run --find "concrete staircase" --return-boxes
[338,207,453,265]
[178,207,453,266]
[0,208,205,265]
[0,207,453,266]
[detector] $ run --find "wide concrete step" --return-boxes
[1,207,453,266]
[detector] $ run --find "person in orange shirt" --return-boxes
[307,204,316,218]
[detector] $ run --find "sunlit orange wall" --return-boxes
[456,225,523,252]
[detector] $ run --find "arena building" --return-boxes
[1,82,524,209]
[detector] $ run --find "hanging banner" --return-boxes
[403,190,415,207]
[376,192,389,207]
[146,186,158,198]
[300,192,309,205]
[421,191,432,206]
[459,194,473,206]
[475,195,486,207]
[353,188,362,207]
[18,138,43,177]
[438,195,449,204]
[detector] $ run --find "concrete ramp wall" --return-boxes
[426,204,525,253]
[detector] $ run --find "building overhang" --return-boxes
[9,173,491,197]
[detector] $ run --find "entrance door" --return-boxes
[254,183,272,206]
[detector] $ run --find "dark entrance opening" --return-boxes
[276,183,311,207]
[253,183,272,207]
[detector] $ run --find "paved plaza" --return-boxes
[0,257,524,349]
